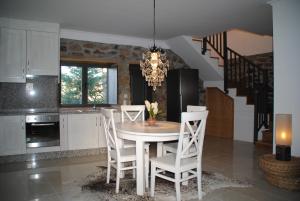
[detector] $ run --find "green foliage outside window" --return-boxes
[61,66,82,104]
[87,68,107,104]
[60,63,113,105]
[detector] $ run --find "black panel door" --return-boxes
[167,69,199,122]
[129,64,152,105]
[167,70,181,122]
[180,69,199,113]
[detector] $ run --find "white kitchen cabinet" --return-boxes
[98,113,107,148]
[60,114,68,151]
[0,27,26,82]
[27,30,59,76]
[0,18,59,82]
[67,113,100,150]
[0,115,26,156]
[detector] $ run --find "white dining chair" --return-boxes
[101,108,134,193]
[101,108,149,193]
[120,105,150,188]
[121,105,145,122]
[150,110,208,201]
[162,105,207,154]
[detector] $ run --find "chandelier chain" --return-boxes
[140,0,169,91]
[153,0,156,47]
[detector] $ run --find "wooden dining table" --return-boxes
[116,120,181,196]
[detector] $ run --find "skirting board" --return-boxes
[0,147,107,164]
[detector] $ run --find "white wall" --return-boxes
[227,29,273,56]
[60,29,169,49]
[271,0,300,156]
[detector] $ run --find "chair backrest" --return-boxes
[101,108,120,157]
[187,105,207,128]
[187,105,207,112]
[121,105,145,122]
[176,110,209,168]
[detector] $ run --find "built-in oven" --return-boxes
[26,113,60,148]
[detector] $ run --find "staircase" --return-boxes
[201,32,273,143]
[167,32,273,144]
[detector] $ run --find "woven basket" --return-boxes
[259,154,300,190]
[265,174,300,191]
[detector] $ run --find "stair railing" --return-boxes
[201,32,273,142]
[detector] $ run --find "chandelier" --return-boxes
[140,0,169,91]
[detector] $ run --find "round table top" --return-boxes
[116,121,181,141]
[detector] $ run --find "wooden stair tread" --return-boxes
[255,140,273,148]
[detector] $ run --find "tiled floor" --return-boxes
[0,136,299,201]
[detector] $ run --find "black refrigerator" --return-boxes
[167,69,199,122]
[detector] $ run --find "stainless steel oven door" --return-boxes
[26,114,60,148]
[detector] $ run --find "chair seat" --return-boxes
[111,147,136,162]
[163,142,196,154]
[163,142,178,153]
[151,153,198,173]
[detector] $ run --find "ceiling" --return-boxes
[0,0,272,39]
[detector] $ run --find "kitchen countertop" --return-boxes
[0,108,59,116]
[0,106,120,116]
[60,106,120,114]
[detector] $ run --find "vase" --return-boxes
[147,117,156,126]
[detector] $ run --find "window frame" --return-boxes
[59,61,118,107]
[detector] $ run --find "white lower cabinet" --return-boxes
[98,113,107,148]
[60,114,68,151]
[67,113,101,150]
[0,115,26,156]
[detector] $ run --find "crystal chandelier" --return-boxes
[140,0,169,91]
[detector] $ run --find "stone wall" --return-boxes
[60,38,201,116]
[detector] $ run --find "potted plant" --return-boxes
[145,100,159,126]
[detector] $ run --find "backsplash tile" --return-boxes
[0,76,58,110]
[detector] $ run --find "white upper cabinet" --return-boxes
[0,27,26,82]
[0,18,59,82]
[27,30,59,76]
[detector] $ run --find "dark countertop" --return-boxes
[59,106,120,114]
[0,106,120,116]
[0,108,59,116]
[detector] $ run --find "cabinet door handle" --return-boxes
[27,60,30,73]
[22,68,25,79]
[96,117,97,126]
[21,119,25,129]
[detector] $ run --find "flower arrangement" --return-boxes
[144,100,159,120]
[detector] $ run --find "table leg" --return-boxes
[136,140,145,196]
[157,142,163,157]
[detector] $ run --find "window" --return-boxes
[60,62,117,106]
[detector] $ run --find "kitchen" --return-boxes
[0,17,192,162]
[1,0,300,200]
